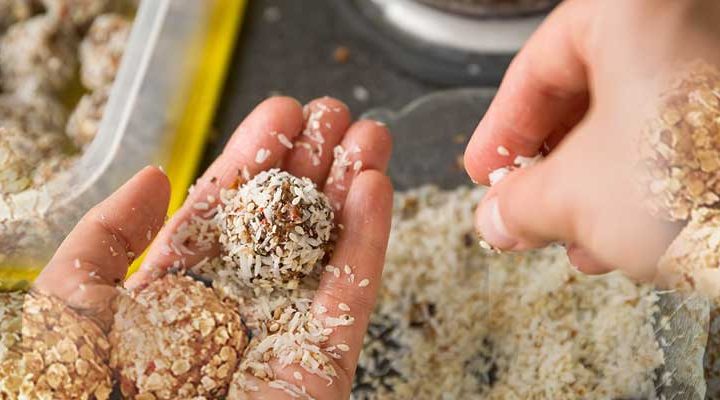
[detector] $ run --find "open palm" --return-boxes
[34,96,394,399]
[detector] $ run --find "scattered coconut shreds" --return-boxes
[278,133,294,149]
[497,145,510,157]
[193,201,210,211]
[241,166,251,182]
[330,144,362,188]
[350,186,664,399]
[487,154,543,187]
[353,85,370,102]
[216,169,335,284]
[255,148,272,164]
[303,106,327,145]
[179,182,667,399]
[487,167,509,186]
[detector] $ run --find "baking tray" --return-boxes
[363,88,709,399]
[0,0,246,289]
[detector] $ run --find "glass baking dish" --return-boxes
[363,88,709,399]
[0,0,246,289]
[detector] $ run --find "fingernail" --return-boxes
[477,196,517,249]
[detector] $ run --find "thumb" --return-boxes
[475,157,577,251]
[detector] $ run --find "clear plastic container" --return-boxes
[0,0,245,288]
[364,88,708,399]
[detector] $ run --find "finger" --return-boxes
[283,97,352,185]
[476,134,681,278]
[34,167,170,316]
[312,170,393,376]
[566,244,613,275]
[323,120,393,212]
[475,155,577,251]
[129,97,304,289]
[464,0,592,185]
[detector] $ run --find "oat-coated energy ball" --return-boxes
[110,274,248,400]
[0,291,23,355]
[0,291,24,399]
[0,0,34,32]
[66,88,108,148]
[0,15,77,95]
[79,14,131,90]
[216,168,336,284]
[0,291,113,400]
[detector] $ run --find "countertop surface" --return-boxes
[207,0,453,165]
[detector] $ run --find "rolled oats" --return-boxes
[638,61,720,221]
[0,290,113,400]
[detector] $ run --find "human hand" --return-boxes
[464,0,720,280]
[34,96,393,399]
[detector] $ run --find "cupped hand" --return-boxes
[464,0,720,280]
[33,96,393,399]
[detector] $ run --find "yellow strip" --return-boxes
[0,0,247,288]
[127,0,246,276]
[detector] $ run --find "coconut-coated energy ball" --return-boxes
[0,94,68,144]
[0,15,78,95]
[79,14,131,90]
[216,169,336,285]
[66,88,108,148]
[110,274,248,400]
[42,0,110,28]
[0,0,34,32]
